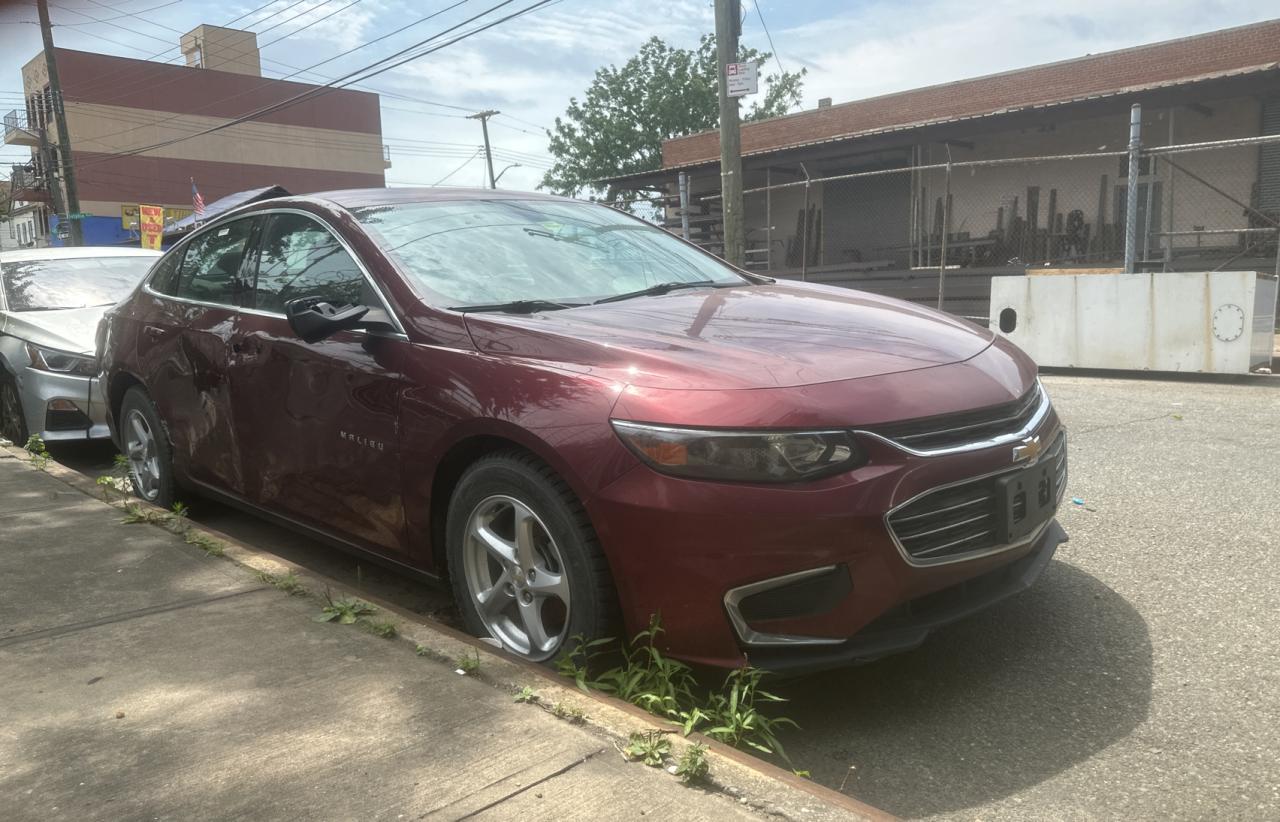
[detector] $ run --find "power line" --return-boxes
[430,148,480,185]
[752,0,785,75]
[75,0,549,167]
[65,0,475,145]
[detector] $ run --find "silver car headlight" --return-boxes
[25,343,96,378]
[611,420,865,483]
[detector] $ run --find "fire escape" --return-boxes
[3,90,58,233]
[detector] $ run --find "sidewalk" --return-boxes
[0,450,881,822]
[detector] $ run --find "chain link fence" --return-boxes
[609,128,1280,326]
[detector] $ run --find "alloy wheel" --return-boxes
[0,382,23,444]
[462,494,571,660]
[124,409,162,501]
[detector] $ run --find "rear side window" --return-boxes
[253,213,370,314]
[147,248,185,296]
[171,218,256,306]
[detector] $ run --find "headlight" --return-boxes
[25,343,96,377]
[611,420,865,483]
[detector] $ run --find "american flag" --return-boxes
[191,178,205,216]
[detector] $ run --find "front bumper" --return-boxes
[745,520,1066,674]
[18,367,109,442]
[588,410,1068,670]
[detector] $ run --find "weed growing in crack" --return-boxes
[24,435,50,469]
[256,570,307,596]
[314,590,376,624]
[455,650,481,675]
[551,702,586,723]
[557,615,801,768]
[184,530,225,557]
[513,686,539,704]
[621,730,671,767]
[674,742,710,784]
[364,619,398,639]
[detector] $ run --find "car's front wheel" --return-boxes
[447,452,616,663]
[0,374,28,446]
[119,386,176,508]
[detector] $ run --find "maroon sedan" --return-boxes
[99,188,1067,671]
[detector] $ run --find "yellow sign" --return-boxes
[139,204,165,250]
[123,205,192,230]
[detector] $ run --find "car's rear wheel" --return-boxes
[447,452,616,663]
[0,374,27,446]
[120,387,176,508]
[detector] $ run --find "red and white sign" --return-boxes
[726,61,758,97]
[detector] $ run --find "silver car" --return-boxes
[0,246,160,445]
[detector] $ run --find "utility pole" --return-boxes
[468,110,499,189]
[714,0,744,267]
[36,0,83,246]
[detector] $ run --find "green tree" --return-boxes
[541,34,805,201]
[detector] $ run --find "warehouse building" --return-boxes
[3,24,390,245]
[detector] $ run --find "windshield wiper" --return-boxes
[451,299,586,314]
[593,280,721,305]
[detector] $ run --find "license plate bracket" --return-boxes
[995,460,1056,544]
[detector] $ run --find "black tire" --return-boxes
[0,372,28,446]
[119,386,177,509]
[446,450,617,664]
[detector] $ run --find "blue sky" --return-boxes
[1,0,1276,193]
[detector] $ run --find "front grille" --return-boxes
[888,432,1066,562]
[866,383,1043,452]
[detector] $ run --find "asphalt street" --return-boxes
[50,373,1280,819]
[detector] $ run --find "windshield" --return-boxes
[1,256,155,311]
[351,199,746,308]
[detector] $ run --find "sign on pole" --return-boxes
[726,61,758,97]
[139,204,164,250]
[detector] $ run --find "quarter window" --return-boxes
[253,214,369,314]
[171,218,256,305]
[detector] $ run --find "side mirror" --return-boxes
[284,297,370,343]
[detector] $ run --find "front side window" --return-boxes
[170,217,255,306]
[351,199,746,308]
[253,213,368,314]
[1,255,156,311]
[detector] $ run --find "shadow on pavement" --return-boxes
[772,559,1152,819]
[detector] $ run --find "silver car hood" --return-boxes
[0,306,106,356]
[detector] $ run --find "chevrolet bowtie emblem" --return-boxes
[1012,435,1042,463]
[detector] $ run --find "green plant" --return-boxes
[514,686,539,704]
[621,730,671,767]
[674,742,710,784]
[256,570,306,596]
[120,503,150,524]
[556,615,801,768]
[559,617,696,721]
[551,702,586,723]
[693,667,797,762]
[24,434,50,469]
[165,501,190,534]
[184,530,224,557]
[364,619,398,639]
[314,591,376,624]
[455,649,481,675]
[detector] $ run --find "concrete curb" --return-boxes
[3,443,894,822]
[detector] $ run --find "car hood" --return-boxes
[0,306,105,355]
[463,282,995,390]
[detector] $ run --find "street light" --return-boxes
[493,162,521,186]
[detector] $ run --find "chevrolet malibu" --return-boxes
[1,246,160,445]
[98,189,1067,671]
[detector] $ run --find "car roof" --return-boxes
[306,186,571,210]
[0,246,162,264]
